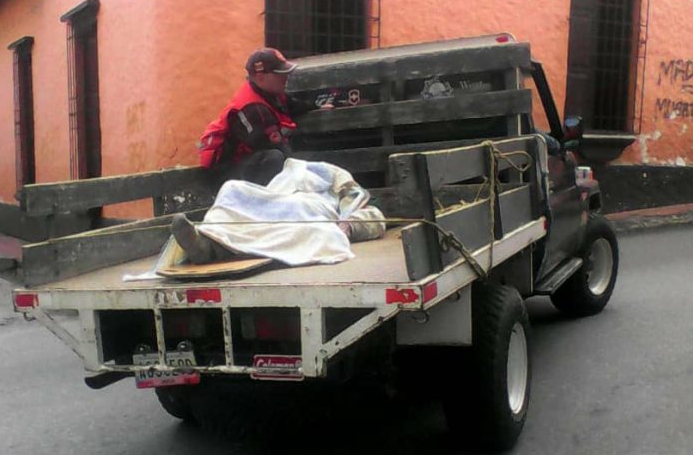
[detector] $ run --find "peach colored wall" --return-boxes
[618,0,693,165]
[103,0,265,217]
[0,0,264,217]
[379,0,571,132]
[2,0,690,219]
[0,0,77,204]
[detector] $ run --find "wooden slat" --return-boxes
[290,43,531,91]
[369,183,524,218]
[21,209,206,287]
[19,166,230,216]
[401,185,532,280]
[0,257,17,271]
[0,202,92,242]
[293,138,485,174]
[388,137,536,194]
[297,89,532,134]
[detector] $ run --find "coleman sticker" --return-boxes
[252,355,304,381]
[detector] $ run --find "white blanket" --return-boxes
[197,159,384,266]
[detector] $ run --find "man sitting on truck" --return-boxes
[197,47,329,185]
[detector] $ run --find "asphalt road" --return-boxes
[0,225,691,455]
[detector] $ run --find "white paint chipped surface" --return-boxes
[637,130,662,164]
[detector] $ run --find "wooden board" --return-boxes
[388,136,536,194]
[0,257,16,272]
[155,239,273,278]
[289,42,531,91]
[293,138,484,174]
[297,89,532,134]
[369,183,523,218]
[401,185,533,280]
[19,166,231,217]
[157,258,273,278]
[0,202,92,242]
[21,209,207,287]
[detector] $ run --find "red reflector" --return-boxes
[386,288,419,305]
[15,293,38,308]
[422,282,438,303]
[186,288,221,303]
[496,35,510,43]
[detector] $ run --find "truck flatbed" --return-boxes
[33,227,410,292]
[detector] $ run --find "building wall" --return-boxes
[1,0,691,219]
[379,0,571,132]
[0,0,264,217]
[0,0,76,204]
[618,0,693,165]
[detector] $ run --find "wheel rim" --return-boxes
[586,238,614,295]
[507,322,528,415]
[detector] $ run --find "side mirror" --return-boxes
[564,116,584,141]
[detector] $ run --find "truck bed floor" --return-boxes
[35,228,409,291]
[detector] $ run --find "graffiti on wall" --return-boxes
[656,59,693,120]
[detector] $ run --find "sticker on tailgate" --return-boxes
[251,355,304,381]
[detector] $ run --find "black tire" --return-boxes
[551,213,619,317]
[155,386,196,423]
[443,283,531,452]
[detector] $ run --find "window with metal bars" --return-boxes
[8,36,36,190]
[264,0,379,59]
[62,0,102,180]
[565,0,641,132]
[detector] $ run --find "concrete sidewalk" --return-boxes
[606,203,693,233]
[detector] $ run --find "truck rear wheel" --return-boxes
[551,213,618,317]
[443,283,531,451]
[155,386,196,423]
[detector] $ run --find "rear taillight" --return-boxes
[186,288,221,304]
[14,293,38,309]
[423,282,438,303]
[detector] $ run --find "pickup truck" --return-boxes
[13,33,618,451]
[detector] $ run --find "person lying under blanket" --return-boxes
[171,159,386,266]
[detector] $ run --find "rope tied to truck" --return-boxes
[480,140,534,280]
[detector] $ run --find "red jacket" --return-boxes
[198,81,297,168]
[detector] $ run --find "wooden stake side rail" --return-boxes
[19,166,232,217]
[297,89,532,134]
[17,138,493,220]
[19,136,544,287]
[21,209,206,287]
[289,42,531,91]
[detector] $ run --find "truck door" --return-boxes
[524,62,584,275]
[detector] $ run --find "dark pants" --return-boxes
[236,149,287,186]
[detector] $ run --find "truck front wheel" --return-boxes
[443,283,531,452]
[551,213,619,317]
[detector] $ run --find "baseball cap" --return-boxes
[245,48,297,75]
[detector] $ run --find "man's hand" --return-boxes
[319,103,335,110]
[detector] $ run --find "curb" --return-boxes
[606,203,693,233]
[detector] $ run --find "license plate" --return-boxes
[133,350,200,389]
[251,355,304,381]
